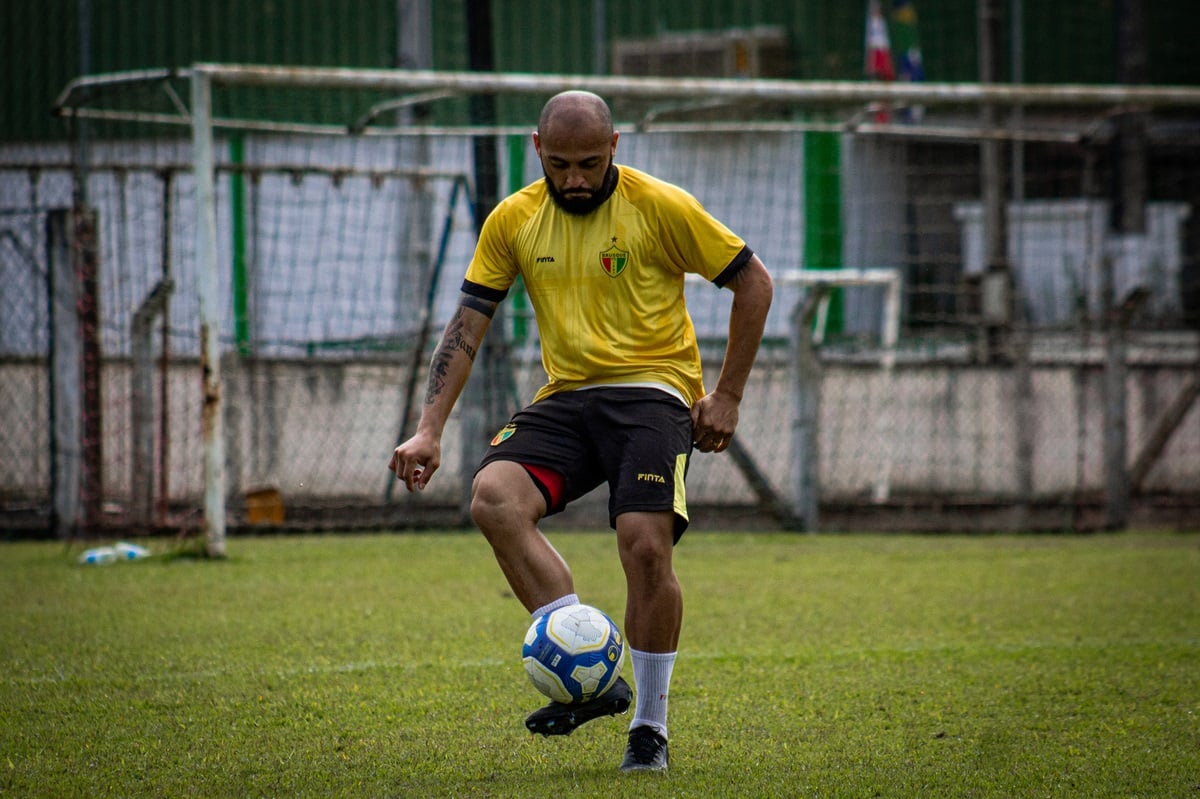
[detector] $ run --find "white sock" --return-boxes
[629,648,675,739]
[530,593,579,620]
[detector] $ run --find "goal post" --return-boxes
[779,268,902,527]
[689,267,901,530]
[191,69,226,556]
[38,64,1200,541]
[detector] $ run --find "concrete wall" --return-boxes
[4,338,1197,528]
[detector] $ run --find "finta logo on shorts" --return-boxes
[637,472,666,484]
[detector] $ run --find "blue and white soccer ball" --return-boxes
[522,604,624,704]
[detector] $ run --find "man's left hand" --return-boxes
[690,391,739,453]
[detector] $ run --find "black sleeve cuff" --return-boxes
[461,279,509,302]
[712,246,755,288]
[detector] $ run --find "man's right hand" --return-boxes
[389,432,441,493]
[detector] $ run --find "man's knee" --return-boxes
[616,513,675,570]
[469,467,506,532]
[470,461,545,532]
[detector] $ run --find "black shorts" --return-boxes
[477,387,694,541]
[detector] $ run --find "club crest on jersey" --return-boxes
[490,423,517,446]
[599,242,629,277]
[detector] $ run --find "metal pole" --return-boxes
[1102,0,1150,530]
[1010,0,1024,203]
[69,0,101,539]
[872,275,902,504]
[1101,266,1129,531]
[48,210,83,538]
[176,64,1200,108]
[74,210,102,539]
[461,0,517,523]
[1113,0,1148,235]
[790,288,830,531]
[1008,0,1034,531]
[592,0,607,75]
[977,0,1009,364]
[191,69,227,557]
[158,170,173,526]
[73,0,90,209]
[131,280,173,529]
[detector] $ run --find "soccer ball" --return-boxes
[522,604,624,704]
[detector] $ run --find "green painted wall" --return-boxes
[3,0,396,141]
[3,1,1196,142]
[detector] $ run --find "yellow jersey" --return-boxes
[463,165,752,406]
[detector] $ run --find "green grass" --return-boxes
[2,530,1198,798]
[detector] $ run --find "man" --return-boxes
[390,90,773,772]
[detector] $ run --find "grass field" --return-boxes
[1,529,1198,798]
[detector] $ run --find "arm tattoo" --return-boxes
[425,309,479,405]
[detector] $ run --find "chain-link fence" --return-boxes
[2,67,1198,539]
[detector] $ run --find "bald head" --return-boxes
[533,91,619,215]
[537,91,614,143]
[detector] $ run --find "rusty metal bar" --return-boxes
[191,63,1200,107]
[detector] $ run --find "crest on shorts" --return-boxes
[490,423,517,446]
[599,239,628,278]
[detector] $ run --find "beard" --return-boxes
[544,163,618,216]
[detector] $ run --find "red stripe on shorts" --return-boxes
[523,462,566,511]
